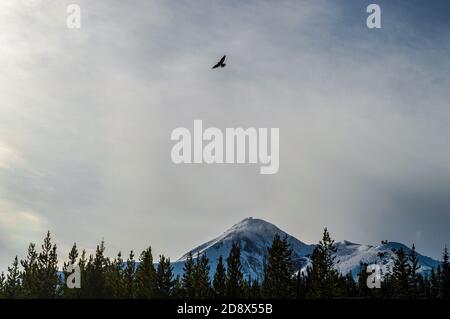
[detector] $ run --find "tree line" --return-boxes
[0,228,449,299]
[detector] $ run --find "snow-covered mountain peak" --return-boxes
[173,217,314,281]
[218,217,290,242]
[170,218,440,282]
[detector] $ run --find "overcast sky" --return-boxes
[1,0,449,270]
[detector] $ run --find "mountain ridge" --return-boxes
[170,217,441,281]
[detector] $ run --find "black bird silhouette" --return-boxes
[212,55,226,69]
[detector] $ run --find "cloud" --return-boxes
[0,199,47,266]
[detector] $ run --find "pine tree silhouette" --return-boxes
[84,240,109,298]
[134,247,156,298]
[225,242,244,298]
[154,255,174,298]
[306,228,340,298]
[4,257,21,298]
[192,253,211,298]
[392,247,410,298]
[263,234,295,298]
[182,251,195,298]
[20,243,39,298]
[37,231,60,298]
[124,251,136,298]
[213,256,226,298]
[62,243,80,298]
[408,244,420,298]
[440,246,450,298]
[106,251,126,298]
[0,272,5,298]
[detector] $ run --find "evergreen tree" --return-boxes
[225,242,244,298]
[84,240,109,298]
[77,249,88,298]
[408,244,420,298]
[392,247,409,298]
[263,234,295,298]
[440,246,450,299]
[36,231,60,298]
[105,252,126,298]
[213,256,226,298]
[0,272,5,298]
[306,228,340,298]
[134,247,156,299]
[192,253,211,298]
[182,251,195,298]
[62,243,80,298]
[20,243,39,298]
[154,255,174,298]
[124,251,136,298]
[4,257,21,298]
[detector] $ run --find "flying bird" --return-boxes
[212,55,226,69]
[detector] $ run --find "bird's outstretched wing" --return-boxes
[212,55,226,69]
